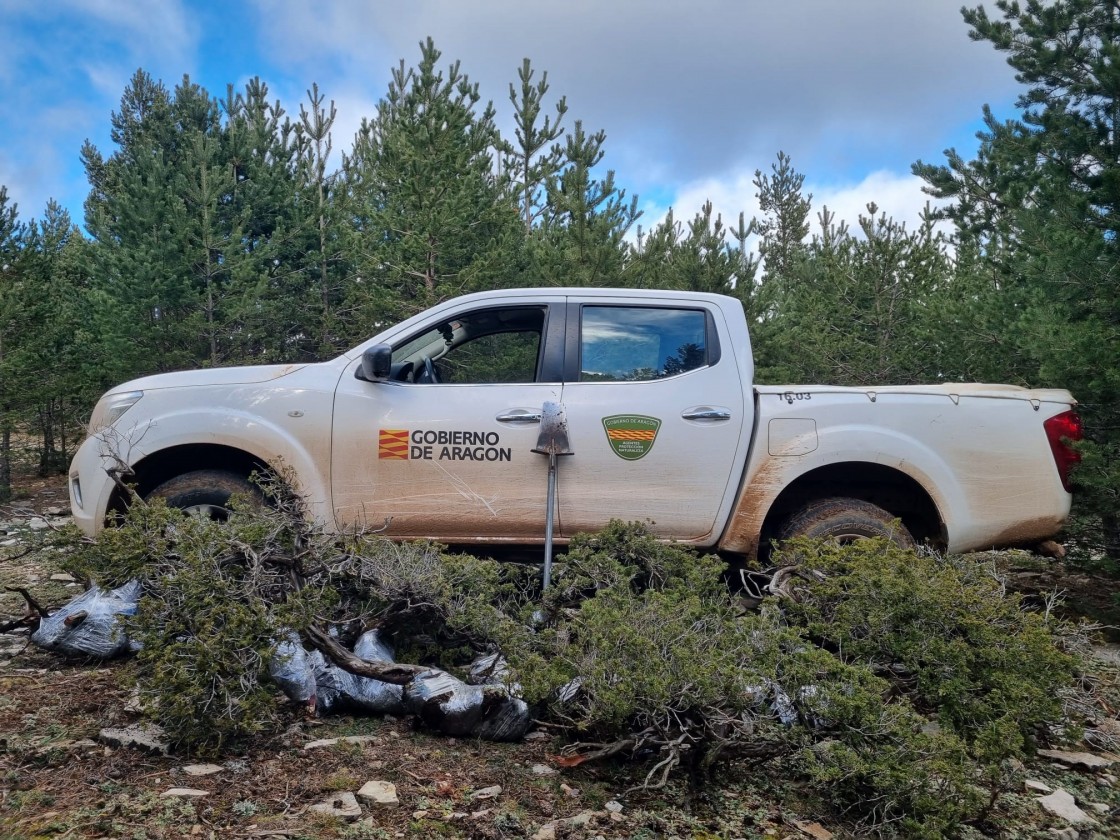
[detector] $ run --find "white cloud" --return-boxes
[63,0,196,68]
[249,0,1018,192]
[641,167,947,258]
[3,0,1014,236]
[810,172,943,238]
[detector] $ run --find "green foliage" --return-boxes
[799,711,982,839]
[502,58,568,233]
[72,497,310,752]
[914,0,1120,559]
[126,508,290,752]
[75,494,1090,835]
[527,120,640,287]
[628,202,753,303]
[745,153,961,386]
[779,537,1078,768]
[342,38,523,328]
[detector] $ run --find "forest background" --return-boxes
[1,0,1118,566]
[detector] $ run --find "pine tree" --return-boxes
[296,83,344,353]
[626,202,745,300]
[504,58,568,233]
[82,71,207,379]
[914,0,1120,557]
[342,38,522,331]
[0,186,24,502]
[221,78,334,363]
[767,203,953,385]
[529,121,640,286]
[14,203,94,474]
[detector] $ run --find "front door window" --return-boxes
[331,303,561,541]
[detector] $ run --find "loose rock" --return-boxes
[470,785,502,800]
[1037,749,1114,770]
[308,791,362,821]
[794,820,834,840]
[357,780,398,806]
[302,734,380,750]
[181,764,223,777]
[161,788,209,798]
[98,723,169,755]
[1037,789,1097,826]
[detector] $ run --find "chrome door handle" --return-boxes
[496,409,542,424]
[681,406,732,422]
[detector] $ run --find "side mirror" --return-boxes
[356,344,393,382]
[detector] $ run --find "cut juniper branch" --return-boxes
[5,586,50,618]
[559,737,639,762]
[305,623,430,685]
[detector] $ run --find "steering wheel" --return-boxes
[420,355,440,384]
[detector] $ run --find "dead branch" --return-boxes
[305,624,429,685]
[0,615,36,633]
[556,736,639,765]
[5,586,50,618]
[0,585,52,634]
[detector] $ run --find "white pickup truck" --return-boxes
[68,288,1082,557]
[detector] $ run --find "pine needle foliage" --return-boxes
[69,503,1090,833]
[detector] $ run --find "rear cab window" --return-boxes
[578,305,713,382]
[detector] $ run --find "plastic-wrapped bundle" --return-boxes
[474,694,532,741]
[353,629,395,665]
[403,669,531,741]
[31,580,142,659]
[744,679,825,729]
[467,650,524,699]
[309,649,351,713]
[346,630,405,715]
[404,670,485,735]
[769,681,798,726]
[467,651,510,684]
[268,632,316,704]
[304,630,406,716]
[797,684,831,729]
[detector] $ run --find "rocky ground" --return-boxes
[3,464,1120,839]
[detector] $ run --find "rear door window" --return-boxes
[579,306,708,382]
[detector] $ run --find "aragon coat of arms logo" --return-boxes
[601,414,662,461]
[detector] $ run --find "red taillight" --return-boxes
[1043,409,1083,493]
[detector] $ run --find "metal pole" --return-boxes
[543,453,557,589]
[533,401,572,594]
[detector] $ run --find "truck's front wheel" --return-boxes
[778,497,915,549]
[146,470,262,520]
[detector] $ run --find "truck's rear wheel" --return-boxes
[146,470,261,520]
[778,497,915,549]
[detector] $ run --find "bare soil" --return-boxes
[3,466,1120,839]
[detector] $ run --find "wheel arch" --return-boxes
[757,462,943,558]
[107,443,273,515]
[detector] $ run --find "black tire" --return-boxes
[146,470,262,520]
[778,497,915,549]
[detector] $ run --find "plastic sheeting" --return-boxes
[270,629,406,717]
[31,580,141,658]
[744,679,827,729]
[268,633,316,704]
[403,668,531,742]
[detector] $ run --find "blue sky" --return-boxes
[1,0,1021,241]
